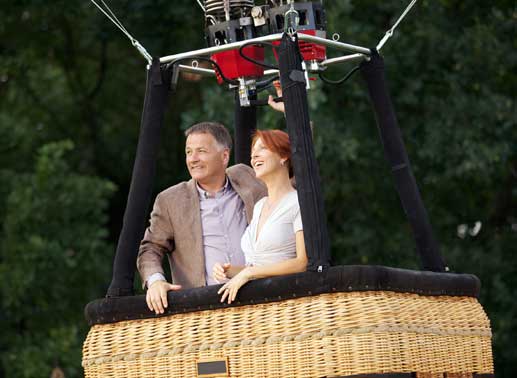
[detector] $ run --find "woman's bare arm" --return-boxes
[218,231,307,304]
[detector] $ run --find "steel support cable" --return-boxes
[376,0,419,51]
[195,0,205,12]
[98,0,129,34]
[319,0,418,86]
[90,0,152,64]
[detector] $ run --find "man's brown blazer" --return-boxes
[137,164,266,289]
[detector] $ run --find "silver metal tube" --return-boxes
[174,56,367,79]
[178,64,216,76]
[263,69,279,76]
[160,33,284,63]
[159,33,371,63]
[177,64,279,78]
[297,34,371,55]
[321,53,366,66]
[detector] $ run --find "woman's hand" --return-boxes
[213,262,231,283]
[217,268,252,304]
[268,80,284,113]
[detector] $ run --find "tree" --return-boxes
[0,0,515,376]
[0,141,115,377]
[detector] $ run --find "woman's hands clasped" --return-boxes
[213,262,251,303]
[217,267,252,304]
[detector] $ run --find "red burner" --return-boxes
[211,46,265,84]
[272,30,326,62]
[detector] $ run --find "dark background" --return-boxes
[0,1,515,377]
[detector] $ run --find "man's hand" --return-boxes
[213,262,231,283]
[146,280,182,315]
[268,80,285,113]
[217,268,252,304]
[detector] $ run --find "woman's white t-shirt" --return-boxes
[241,191,303,266]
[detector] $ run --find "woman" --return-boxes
[214,129,307,304]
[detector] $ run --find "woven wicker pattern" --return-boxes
[416,375,476,378]
[83,291,494,378]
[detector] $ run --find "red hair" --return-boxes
[252,130,293,177]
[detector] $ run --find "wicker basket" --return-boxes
[83,288,493,377]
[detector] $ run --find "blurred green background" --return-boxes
[1,1,515,377]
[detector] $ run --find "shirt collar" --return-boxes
[196,177,231,199]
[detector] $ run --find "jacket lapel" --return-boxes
[227,169,254,224]
[186,179,205,285]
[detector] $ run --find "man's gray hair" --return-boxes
[185,122,232,150]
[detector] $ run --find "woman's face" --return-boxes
[251,138,284,179]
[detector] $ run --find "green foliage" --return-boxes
[0,141,115,377]
[0,0,515,376]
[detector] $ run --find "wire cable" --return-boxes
[99,0,130,35]
[238,41,279,70]
[391,0,418,32]
[91,0,130,39]
[256,75,279,91]
[90,0,152,64]
[318,65,360,85]
[195,0,205,12]
[376,0,418,51]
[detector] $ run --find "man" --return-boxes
[137,122,266,314]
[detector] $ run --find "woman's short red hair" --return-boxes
[252,129,293,177]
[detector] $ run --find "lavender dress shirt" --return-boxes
[147,178,247,287]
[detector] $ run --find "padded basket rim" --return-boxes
[85,264,480,325]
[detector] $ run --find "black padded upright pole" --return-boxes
[107,59,172,296]
[277,33,331,271]
[360,50,446,272]
[233,91,257,166]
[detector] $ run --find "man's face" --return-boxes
[185,132,229,184]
